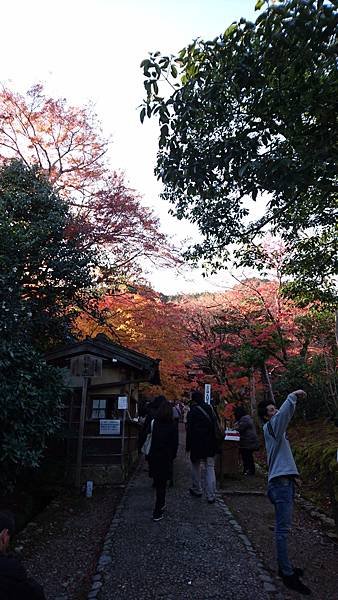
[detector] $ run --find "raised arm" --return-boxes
[269,390,306,439]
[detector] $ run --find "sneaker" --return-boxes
[207,498,216,504]
[152,511,164,522]
[281,573,311,595]
[278,567,304,578]
[189,488,202,497]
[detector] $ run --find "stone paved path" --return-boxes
[95,429,274,600]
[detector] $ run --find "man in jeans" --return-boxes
[258,390,311,595]
[186,390,217,504]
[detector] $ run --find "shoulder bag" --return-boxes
[141,419,154,456]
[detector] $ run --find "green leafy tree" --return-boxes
[0,160,95,349]
[0,160,95,490]
[140,0,337,305]
[0,342,66,490]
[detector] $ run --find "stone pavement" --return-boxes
[88,428,280,600]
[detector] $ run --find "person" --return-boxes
[186,390,217,504]
[182,403,190,430]
[257,390,311,596]
[139,395,165,455]
[233,405,259,476]
[169,400,180,487]
[147,399,178,521]
[0,511,46,599]
[174,401,182,421]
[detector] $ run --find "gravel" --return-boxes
[221,470,338,599]
[14,484,124,599]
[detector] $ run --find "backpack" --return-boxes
[196,405,224,450]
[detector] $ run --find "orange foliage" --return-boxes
[75,286,194,400]
[75,278,324,404]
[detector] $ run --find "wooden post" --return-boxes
[75,376,89,489]
[120,408,126,479]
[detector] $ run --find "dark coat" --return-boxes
[237,415,259,450]
[138,397,165,452]
[186,402,217,461]
[0,554,46,600]
[148,420,178,482]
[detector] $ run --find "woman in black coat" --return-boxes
[148,400,178,521]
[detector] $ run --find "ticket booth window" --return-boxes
[91,398,107,419]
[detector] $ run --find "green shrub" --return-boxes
[290,422,338,531]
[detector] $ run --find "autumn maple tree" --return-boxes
[0,84,179,281]
[75,285,194,399]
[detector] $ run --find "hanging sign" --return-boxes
[204,384,211,404]
[118,396,128,410]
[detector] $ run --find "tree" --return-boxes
[140,0,337,303]
[0,160,95,490]
[0,160,94,348]
[75,285,194,399]
[0,84,179,281]
[180,293,248,402]
[177,278,311,409]
[290,309,338,418]
[0,341,66,491]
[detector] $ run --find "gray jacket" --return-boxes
[237,415,259,450]
[263,393,299,482]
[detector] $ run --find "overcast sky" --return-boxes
[1,0,258,293]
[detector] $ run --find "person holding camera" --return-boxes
[258,390,311,595]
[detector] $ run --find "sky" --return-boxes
[1,0,259,294]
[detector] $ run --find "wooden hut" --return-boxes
[45,334,160,486]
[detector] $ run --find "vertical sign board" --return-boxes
[204,384,211,405]
[118,396,128,410]
[118,396,128,478]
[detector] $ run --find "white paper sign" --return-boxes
[224,429,240,442]
[204,384,211,404]
[99,419,120,435]
[118,396,128,410]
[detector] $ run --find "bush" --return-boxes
[289,422,338,531]
[0,340,67,493]
[274,357,338,420]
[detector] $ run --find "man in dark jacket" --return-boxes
[0,511,46,600]
[186,390,217,503]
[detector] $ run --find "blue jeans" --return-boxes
[191,457,216,501]
[268,477,295,576]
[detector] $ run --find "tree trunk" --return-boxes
[249,368,257,417]
[262,362,275,404]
